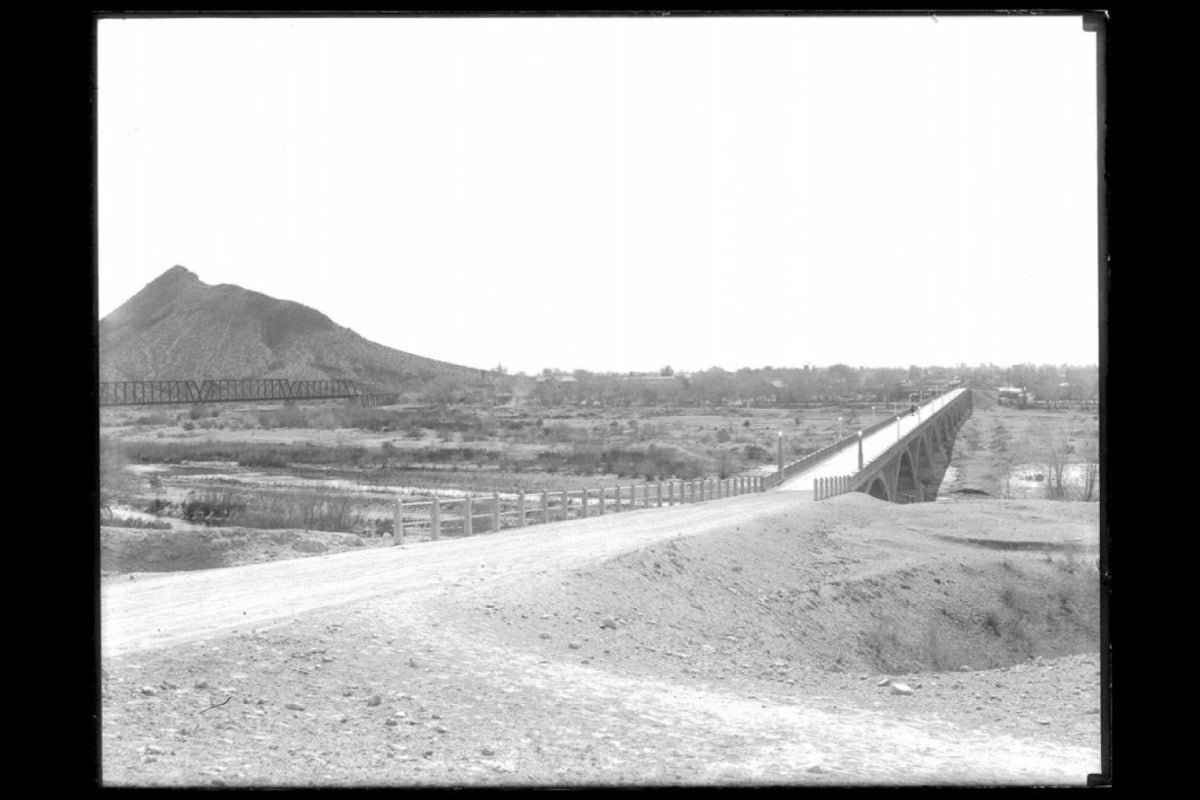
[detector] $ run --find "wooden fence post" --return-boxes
[668,481,675,505]
[394,498,403,546]
[561,490,569,521]
[492,491,501,532]
[463,495,473,536]
[597,487,605,515]
[542,491,550,524]
[657,482,663,507]
[431,495,440,540]
[517,492,525,527]
[581,489,589,518]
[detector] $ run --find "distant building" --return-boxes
[997,385,1028,406]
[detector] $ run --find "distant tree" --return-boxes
[659,365,674,377]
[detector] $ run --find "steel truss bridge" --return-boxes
[98,378,365,406]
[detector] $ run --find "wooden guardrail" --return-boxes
[392,475,765,543]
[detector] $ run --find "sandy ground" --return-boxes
[100,492,1102,786]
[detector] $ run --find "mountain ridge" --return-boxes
[99,266,488,393]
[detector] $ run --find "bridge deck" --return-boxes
[777,388,966,492]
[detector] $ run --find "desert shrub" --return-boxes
[258,403,311,429]
[181,490,246,523]
[714,449,741,479]
[144,497,173,516]
[188,403,209,420]
[133,411,174,426]
[238,449,290,468]
[716,429,732,443]
[99,513,171,532]
[744,444,769,461]
[335,406,402,432]
[192,487,370,533]
[100,512,171,530]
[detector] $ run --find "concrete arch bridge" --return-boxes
[774,388,972,503]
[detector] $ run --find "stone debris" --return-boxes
[367,695,382,707]
[285,703,305,711]
[890,683,914,695]
[140,686,157,696]
[877,678,891,686]
[600,618,618,630]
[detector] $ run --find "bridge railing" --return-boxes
[844,388,971,495]
[763,409,907,489]
[814,475,855,501]
[766,388,966,494]
[392,475,765,543]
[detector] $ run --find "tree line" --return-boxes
[418,362,1098,407]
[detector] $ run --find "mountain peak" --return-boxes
[100,265,485,392]
[156,264,202,284]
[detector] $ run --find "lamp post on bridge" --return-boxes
[858,430,864,470]
[777,431,784,477]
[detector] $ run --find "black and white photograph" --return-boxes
[96,11,1107,786]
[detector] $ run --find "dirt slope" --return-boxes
[101,494,1102,786]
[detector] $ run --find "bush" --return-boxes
[133,411,174,426]
[181,490,246,523]
[100,512,171,530]
[144,498,173,516]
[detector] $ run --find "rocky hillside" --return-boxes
[99,266,487,393]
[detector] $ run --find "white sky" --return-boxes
[97,15,1100,375]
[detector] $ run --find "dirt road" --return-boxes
[101,493,1102,786]
[102,495,790,659]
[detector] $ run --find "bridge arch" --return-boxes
[916,435,936,486]
[867,476,890,501]
[895,450,919,503]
